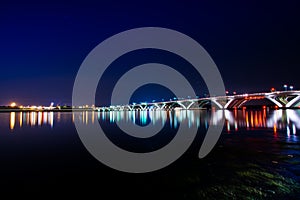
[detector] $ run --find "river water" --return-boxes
[0,109,299,199]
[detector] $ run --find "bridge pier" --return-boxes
[286,95,300,107]
[265,96,283,108]
[177,101,195,109]
[211,99,224,109]
[153,103,166,110]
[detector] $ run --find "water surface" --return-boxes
[0,109,299,199]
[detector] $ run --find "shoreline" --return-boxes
[0,107,299,113]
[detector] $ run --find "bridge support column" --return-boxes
[127,105,134,111]
[177,101,196,109]
[266,96,283,108]
[286,95,300,108]
[153,103,166,110]
[186,101,195,109]
[211,99,223,109]
[224,98,234,109]
[177,102,187,109]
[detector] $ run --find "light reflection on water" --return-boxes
[9,111,54,130]
[4,108,300,198]
[8,109,300,141]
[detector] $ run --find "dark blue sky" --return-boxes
[0,1,299,106]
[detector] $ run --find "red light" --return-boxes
[262,106,266,109]
[274,105,278,109]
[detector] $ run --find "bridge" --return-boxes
[96,90,300,111]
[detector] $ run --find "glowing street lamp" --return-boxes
[283,84,288,91]
[10,102,17,107]
[290,85,294,91]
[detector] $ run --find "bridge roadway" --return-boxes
[95,90,300,111]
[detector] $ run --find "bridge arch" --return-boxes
[226,97,278,109]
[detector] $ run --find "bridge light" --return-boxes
[290,85,294,90]
[283,84,288,91]
[233,91,236,95]
[226,91,229,95]
[270,87,276,92]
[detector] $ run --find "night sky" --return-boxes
[0,1,299,106]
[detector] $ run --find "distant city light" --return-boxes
[10,102,17,107]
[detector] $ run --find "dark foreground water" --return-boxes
[0,109,299,199]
